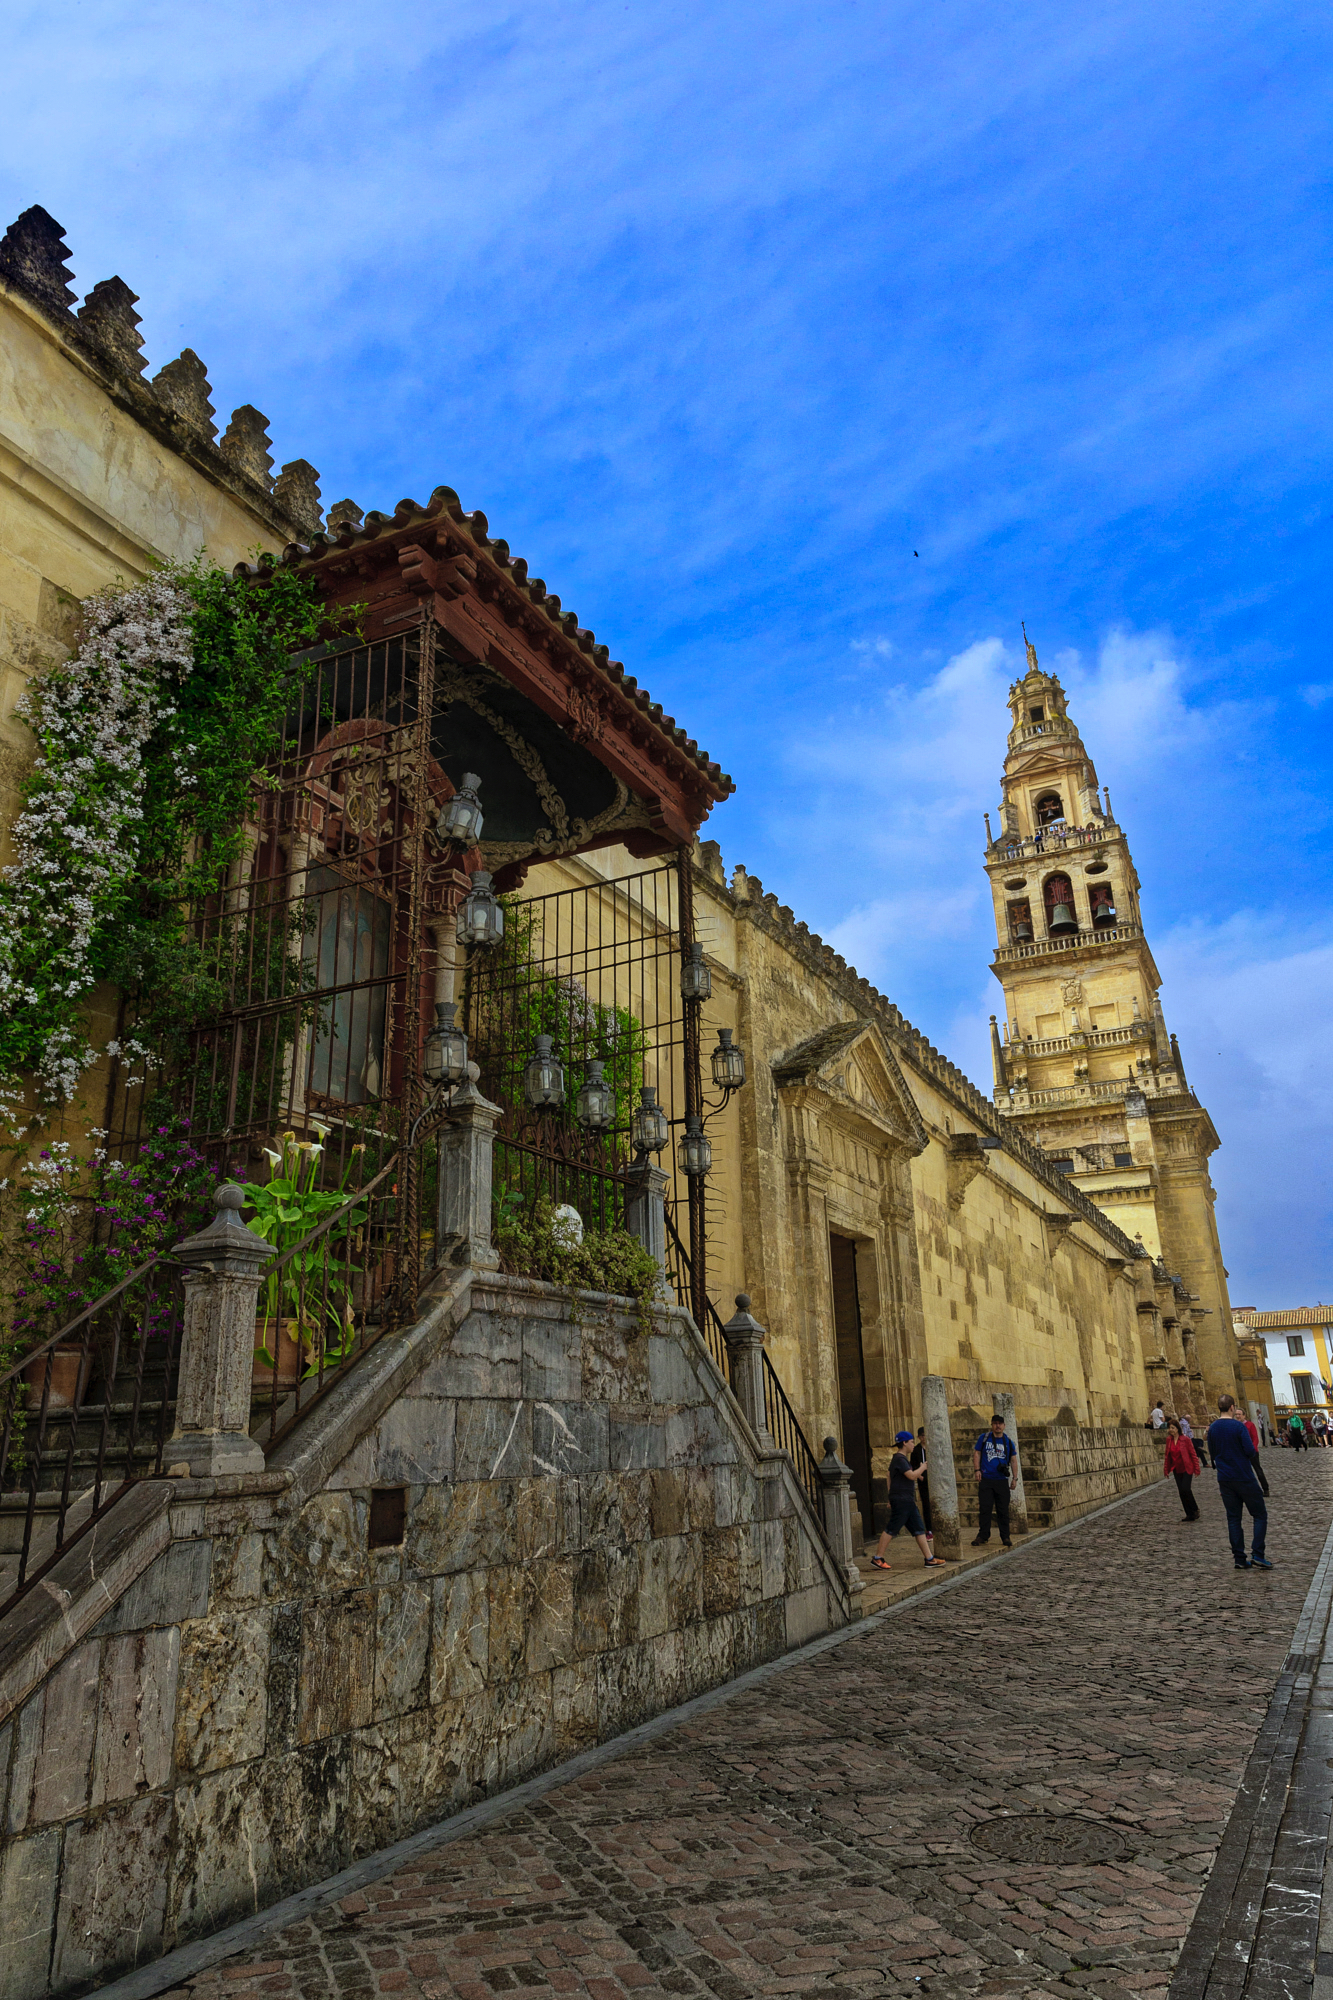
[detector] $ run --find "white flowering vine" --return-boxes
[0,572,194,1124]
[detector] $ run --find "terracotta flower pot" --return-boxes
[252,1319,312,1391]
[21,1345,92,1412]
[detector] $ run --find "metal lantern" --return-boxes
[677,1114,712,1178]
[422,1000,468,1088]
[457,869,505,949]
[438,771,484,846]
[575,1059,615,1134]
[711,1027,746,1093]
[631,1085,669,1156]
[523,1034,565,1111]
[680,941,712,1003]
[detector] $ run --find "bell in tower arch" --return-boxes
[1044,874,1077,934]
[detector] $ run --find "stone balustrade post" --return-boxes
[818,1438,865,1599]
[992,1389,1030,1536]
[921,1374,962,1559]
[171,1185,275,1477]
[436,1074,501,1272]
[721,1294,775,1449]
[624,1156,669,1272]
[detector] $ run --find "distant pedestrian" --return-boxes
[1314,1410,1329,1448]
[1180,1411,1207,1468]
[1206,1394,1272,1571]
[1163,1419,1201,1520]
[1288,1412,1308,1453]
[1150,1401,1168,1431]
[910,1428,933,1540]
[971,1413,1019,1549]
[871,1431,948,1570]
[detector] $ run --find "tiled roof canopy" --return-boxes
[1235,1309,1333,1330]
[234,486,733,831]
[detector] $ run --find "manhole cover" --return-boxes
[970,1814,1129,1865]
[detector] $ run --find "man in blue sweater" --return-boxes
[1207,1393,1272,1571]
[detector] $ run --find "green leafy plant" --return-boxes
[244,1128,369,1374]
[493,1190,661,1335]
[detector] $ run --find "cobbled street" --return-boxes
[163,1455,1333,2000]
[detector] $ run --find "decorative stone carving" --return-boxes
[0,204,76,321]
[273,458,323,539]
[817,1438,864,1596]
[721,1294,774,1449]
[220,405,274,488]
[171,1186,274,1476]
[77,277,146,377]
[151,349,217,441]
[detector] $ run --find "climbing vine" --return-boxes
[0,557,334,1139]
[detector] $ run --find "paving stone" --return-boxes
[168,1459,1332,1998]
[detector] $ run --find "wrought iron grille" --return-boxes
[0,1258,184,1616]
[463,860,695,1242]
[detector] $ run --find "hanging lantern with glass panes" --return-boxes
[437,772,484,847]
[631,1086,670,1156]
[710,1027,746,1093]
[456,869,505,949]
[422,1001,468,1088]
[677,1114,712,1178]
[680,941,712,1003]
[523,1034,565,1112]
[575,1059,615,1134]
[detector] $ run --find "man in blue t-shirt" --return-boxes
[971,1412,1018,1548]
[1206,1393,1271,1571]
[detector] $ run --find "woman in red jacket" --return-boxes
[1164,1418,1201,1520]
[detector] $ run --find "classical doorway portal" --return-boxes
[829,1232,873,1539]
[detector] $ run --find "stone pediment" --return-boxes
[771,1019,928,1154]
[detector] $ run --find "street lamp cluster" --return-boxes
[428,773,748,1179]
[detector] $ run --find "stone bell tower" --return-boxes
[982,633,1241,1405]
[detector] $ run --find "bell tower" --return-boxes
[983,633,1241,1402]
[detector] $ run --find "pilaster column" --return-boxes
[436,1075,501,1272]
[921,1374,962,1559]
[624,1157,669,1272]
[818,1438,865,1599]
[992,1389,1029,1536]
[722,1294,775,1449]
[171,1187,275,1477]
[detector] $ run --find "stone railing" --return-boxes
[1006,1024,1140,1060]
[989,819,1118,860]
[994,923,1140,965]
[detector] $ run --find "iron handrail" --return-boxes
[662,1209,831,1550]
[0,1252,167,1392]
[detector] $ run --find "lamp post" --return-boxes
[410,1000,470,1143]
[631,1085,669,1158]
[680,940,712,1003]
[710,1027,746,1095]
[677,1114,712,1179]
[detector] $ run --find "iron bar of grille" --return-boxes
[675,845,706,1329]
[464,861,693,1251]
[0,1255,183,1617]
[249,1153,403,1451]
[664,1206,730,1383]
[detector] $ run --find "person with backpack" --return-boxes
[1206,1394,1272,1571]
[1163,1417,1201,1520]
[971,1411,1019,1548]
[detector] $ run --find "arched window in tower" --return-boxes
[1034,791,1065,829]
[1043,874,1078,936]
[1007,899,1033,943]
[1089,881,1117,927]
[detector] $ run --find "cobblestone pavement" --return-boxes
[165,1454,1333,2000]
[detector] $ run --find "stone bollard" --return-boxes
[818,1437,866,1599]
[921,1374,962,1559]
[721,1294,775,1449]
[171,1185,276,1477]
[436,1073,501,1272]
[992,1389,1030,1536]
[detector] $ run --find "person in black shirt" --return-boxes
[910,1428,933,1541]
[871,1430,948,1571]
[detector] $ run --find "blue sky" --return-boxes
[4,0,1329,1303]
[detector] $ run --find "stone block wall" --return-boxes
[0,1274,848,1999]
[947,1411,1161,1535]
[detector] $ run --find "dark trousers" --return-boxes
[1219,1476,1267,1562]
[977,1479,1011,1544]
[1291,1430,1307,1452]
[919,1478,933,1535]
[1174,1471,1199,1520]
